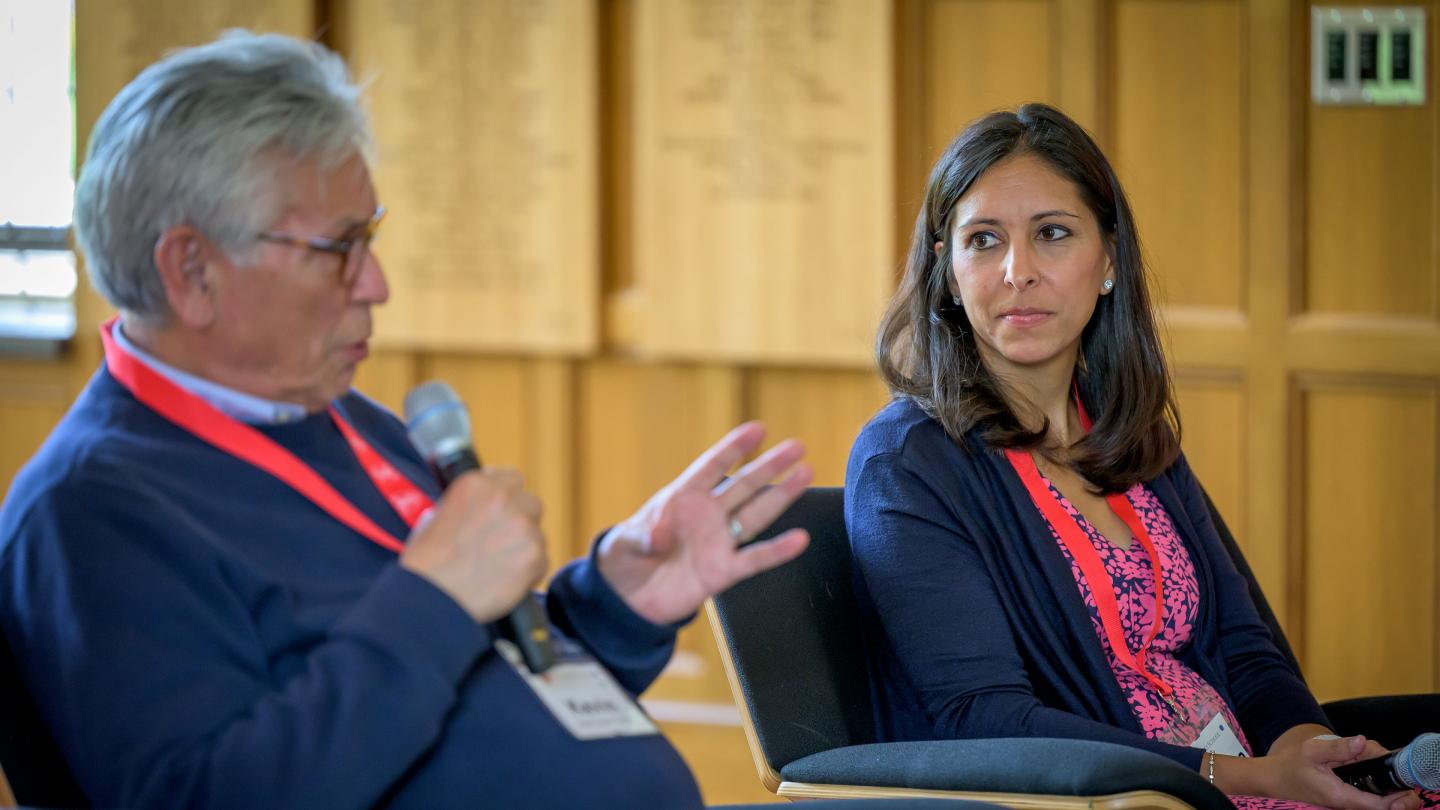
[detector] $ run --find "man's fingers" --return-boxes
[714,438,806,513]
[726,463,813,543]
[729,528,809,579]
[469,467,524,491]
[448,468,541,519]
[514,489,543,522]
[675,422,767,491]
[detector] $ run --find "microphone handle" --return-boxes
[435,447,482,485]
[502,597,558,675]
[1334,751,1407,795]
[434,448,557,675]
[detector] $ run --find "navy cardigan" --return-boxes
[845,398,1328,771]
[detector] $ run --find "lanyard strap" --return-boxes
[330,411,433,528]
[1004,399,1173,699]
[99,317,432,555]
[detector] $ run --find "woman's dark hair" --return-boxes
[876,102,1179,493]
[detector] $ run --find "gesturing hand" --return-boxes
[596,422,813,625]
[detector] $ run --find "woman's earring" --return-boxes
[1102,279,1115,293]
[952,295,962,307]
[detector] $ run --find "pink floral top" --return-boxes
[1042,479,1251,751]
[1036,477,1438,810]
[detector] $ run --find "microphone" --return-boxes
[1334,733,1439,794]
[404,380,557,675]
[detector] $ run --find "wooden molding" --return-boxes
[777,782,1197,810]
[703,599,783,794]
[0,762,15,809]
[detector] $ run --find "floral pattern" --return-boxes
[1037,477,1438,810]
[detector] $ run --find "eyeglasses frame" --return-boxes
[255,206,386,286]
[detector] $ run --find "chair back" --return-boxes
[0,636,88,807]
[1199,490,1304,679]
[708,487,874,781]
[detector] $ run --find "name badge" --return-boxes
[495,638,661,741]
[1191,711,1248,757]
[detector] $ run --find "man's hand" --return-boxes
[400,469,548,624]
[596,422,813,625]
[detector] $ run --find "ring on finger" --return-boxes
[728,516,746,544]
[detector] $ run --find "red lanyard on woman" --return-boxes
[99,317,433,555]
[1003,399,1175,705]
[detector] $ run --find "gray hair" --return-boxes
[73,30,372,322]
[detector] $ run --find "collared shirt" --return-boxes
[112,321,311,425]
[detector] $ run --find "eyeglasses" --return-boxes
[256,206,386,287]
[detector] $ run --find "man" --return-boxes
[0,31,813,808]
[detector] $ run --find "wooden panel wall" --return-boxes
[925,0,1057,149]
[0,368,71,493]
[1308,98,1436,317]
[630,0,895,365]
[1102,0,1440,706]
[1,1,319,505]
[1115,0,1245,311]
[1302,382,1437,699]
[4,0,1435,804]
[1287,0,1440,699]
[339,0,600,353]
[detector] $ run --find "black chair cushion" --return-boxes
[781,738,1233,810]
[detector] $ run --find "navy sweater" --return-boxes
[844,398,1328,771]
[0,367,701,809]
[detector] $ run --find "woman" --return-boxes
[845,103,1431,810]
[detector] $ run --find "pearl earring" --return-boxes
[1102,279,1114,293]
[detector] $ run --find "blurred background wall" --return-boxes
[0,0,1435,803]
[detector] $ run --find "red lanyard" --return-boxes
[99,317,433,555]
[1003,400,1174,703]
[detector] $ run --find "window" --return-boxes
[0,0,76,351]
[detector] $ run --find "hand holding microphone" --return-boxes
[400,381,557,674]
[1335,733,1440,795]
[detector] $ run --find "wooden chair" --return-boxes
[0,762,17,808]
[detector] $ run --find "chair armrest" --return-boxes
[781,738,1232,810]
[1323,694,1440,749]
[714,795,1008,801]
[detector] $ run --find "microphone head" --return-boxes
[1398,733,1440,790]
[403,380,472,462]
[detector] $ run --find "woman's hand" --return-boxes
[1212,731,1421,810]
